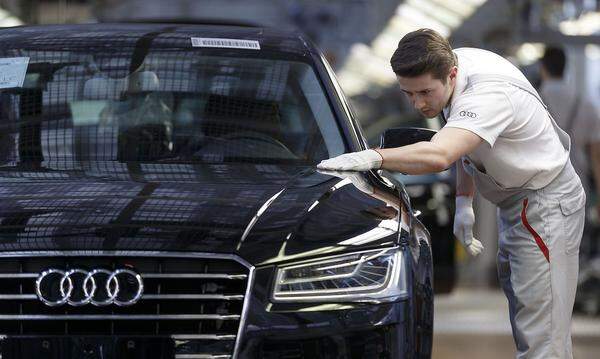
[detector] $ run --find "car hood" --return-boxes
[0,164,402,266]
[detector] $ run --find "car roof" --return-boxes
[0,23,316,57]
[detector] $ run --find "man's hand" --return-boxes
[453,195,484,256]
[317,149,383,171]
[316,169,374,194]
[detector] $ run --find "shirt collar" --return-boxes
[443,62,467,118]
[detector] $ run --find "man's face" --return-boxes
[396,67,457,118]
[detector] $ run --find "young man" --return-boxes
[318,29,585,359]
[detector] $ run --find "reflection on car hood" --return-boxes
[0,164,400,265]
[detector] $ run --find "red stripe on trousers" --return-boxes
[521,198,550,263]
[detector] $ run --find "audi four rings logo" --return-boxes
[35,268,144,307]
[459,111,477,118]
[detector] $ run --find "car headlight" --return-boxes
[272,247,407,303]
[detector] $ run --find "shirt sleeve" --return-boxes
[444,87,514,147]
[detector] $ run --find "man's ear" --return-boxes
[449,66,458,81]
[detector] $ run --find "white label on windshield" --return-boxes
[191,37,260,50]
[0,57,29,89]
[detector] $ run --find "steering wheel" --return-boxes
[220,130,296,155]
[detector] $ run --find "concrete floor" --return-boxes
[432,289,600,359]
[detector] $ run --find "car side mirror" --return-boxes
[379,127,437,149]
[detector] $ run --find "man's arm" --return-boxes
[374,127,484,174]
[456,157,475,197]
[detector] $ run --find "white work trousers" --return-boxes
[497,160,585,359]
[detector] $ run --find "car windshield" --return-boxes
[0,39,347,169]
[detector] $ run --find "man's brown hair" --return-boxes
[390,28,456,83]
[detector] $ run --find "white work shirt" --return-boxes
[540,79,600,193]
[443,47,569,190]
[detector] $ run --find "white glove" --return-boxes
[317,169,374,194]
[453,196,484,256]
[317,149,383,171]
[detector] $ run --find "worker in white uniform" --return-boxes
[539,46,600,216]
[318,28,585,359]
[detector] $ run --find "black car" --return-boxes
[0,23,441,358]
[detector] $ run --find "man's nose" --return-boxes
[414,95,426,110]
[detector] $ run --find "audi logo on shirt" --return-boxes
[459,111,477,118]
[35,268,144,307]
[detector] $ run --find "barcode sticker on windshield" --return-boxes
[0,57,29,89]
[191,37,260,50]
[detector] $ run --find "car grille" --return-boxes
[0,252,252,359]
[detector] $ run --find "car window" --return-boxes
[0,45,347,169]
